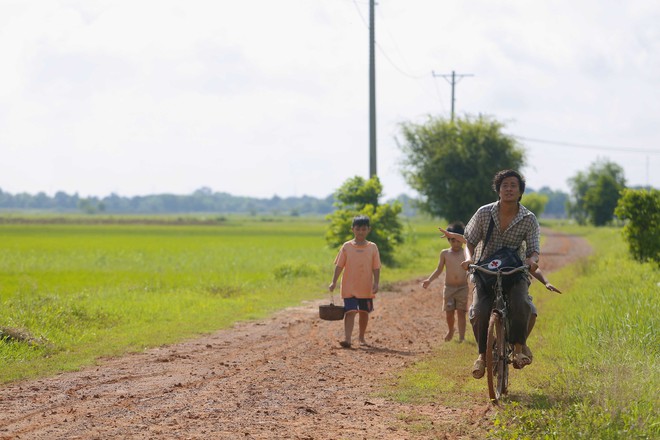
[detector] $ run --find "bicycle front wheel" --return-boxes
[486,312,508,403]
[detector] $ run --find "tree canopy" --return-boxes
[397,115,525,223]
[567,158,627,226]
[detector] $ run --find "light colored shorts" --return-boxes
[443,284,469,312]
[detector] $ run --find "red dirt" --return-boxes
[0,229,591,440]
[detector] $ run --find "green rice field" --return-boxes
[0,215,440,382]
[3,215,657,438]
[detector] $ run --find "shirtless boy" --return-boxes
[422,222,468,342]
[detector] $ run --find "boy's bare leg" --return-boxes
[457,310,467,342]
[444,311,455,341]
[358,312,369,345]
[343,311,357,346]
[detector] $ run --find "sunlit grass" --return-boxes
[0,214,442,382]
[386,224,660,439]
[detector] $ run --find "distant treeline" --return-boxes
[0,186,568,218]
[0,187,334,216]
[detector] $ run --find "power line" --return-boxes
[515,136,660,154]
[351,0,427,79]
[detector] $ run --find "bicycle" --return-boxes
[469,263,529,403]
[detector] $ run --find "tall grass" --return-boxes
[492,226,659,439]
[0,215,441,383]
[385,224,659,439]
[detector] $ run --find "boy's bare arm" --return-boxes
[372,268,380,294]
[531,268,562,293]
[328,266,343,292]
[422,251,446,289]
[438,227,467,243]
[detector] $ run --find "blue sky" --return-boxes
[1,0,658,199]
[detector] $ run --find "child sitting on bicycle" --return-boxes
[421,222,468,342]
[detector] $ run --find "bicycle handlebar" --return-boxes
[468,264,529,277]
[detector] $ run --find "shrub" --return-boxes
[326,176,403,265]
[614,188,660,265]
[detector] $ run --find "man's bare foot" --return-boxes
[458,336,465,343]
[339,341,351,348]
[444,330,454,342]
[472,356,486,379]
[358,339,370,347]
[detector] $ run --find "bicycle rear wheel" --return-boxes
[486,312,508,403]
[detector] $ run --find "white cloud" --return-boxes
[0,0,658,199]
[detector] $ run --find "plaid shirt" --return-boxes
[464,201,540,262]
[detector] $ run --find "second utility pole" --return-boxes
[432,70,473,122]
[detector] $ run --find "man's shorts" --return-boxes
[343,297,374,313]
[443,284,469,312]
[468,286,537,319]
[528,295,537,316]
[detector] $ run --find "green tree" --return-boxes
[614,188,660,265]
[567,159,627,226]
[521,192,548,218]
[537,186,569,218]
[398,115,525,223]
[326,176,403,265]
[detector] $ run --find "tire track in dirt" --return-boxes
[0,230,591,440]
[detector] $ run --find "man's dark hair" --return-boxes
[352,215,371,227]
[446,221,465,235]
[492,169,526,201]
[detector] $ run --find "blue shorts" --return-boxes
[343,297,374,313]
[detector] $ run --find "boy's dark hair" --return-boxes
[492,169,526,201]
[446,221,465,235]
[352,215,371,227]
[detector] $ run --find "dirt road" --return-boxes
[0,229,591,440]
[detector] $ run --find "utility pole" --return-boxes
[369,0,377,177]
[432,70,473,122]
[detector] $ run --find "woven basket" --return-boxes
[319,303,345,321]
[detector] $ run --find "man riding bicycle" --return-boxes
[461,169,540,379]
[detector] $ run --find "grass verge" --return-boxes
[384,224,659,439]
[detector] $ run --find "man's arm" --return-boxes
[525,252,539,273]
[525,216,541,272]
[461,243,475,270]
